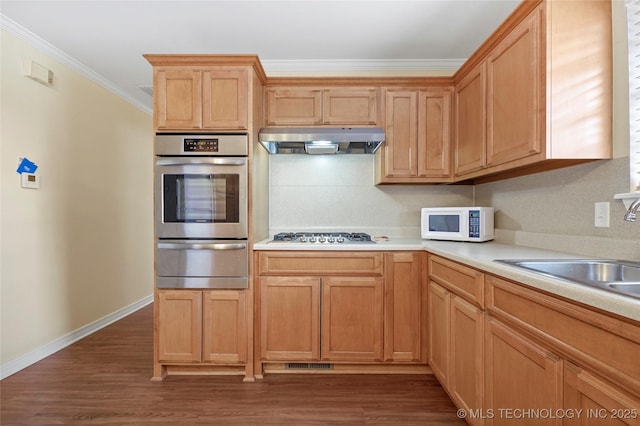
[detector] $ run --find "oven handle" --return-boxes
[157,242,247,250]
[156,158,246,166]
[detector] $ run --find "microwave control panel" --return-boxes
[469,210,480,238]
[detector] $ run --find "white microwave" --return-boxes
[421,207,494,242]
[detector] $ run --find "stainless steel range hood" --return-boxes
[258,127,385,155]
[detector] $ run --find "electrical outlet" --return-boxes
[594,202,610,228]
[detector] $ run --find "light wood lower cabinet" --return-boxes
[155,289,247,366]
[384,252,427,362]
[427,254,640,426]
[321,276,383,361]
[256,251,425,372]
[485,317,562,426]
[259,276,320,361]
[428,278,484,425]
[450,295,484,423]
[564,361,640,426]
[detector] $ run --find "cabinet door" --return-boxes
[202,290,247,364]
[454,62,486,176]
[260,276,320,360]
[486,7,543,167]
[418,89,452,179]
[323,88,378,125]
[321,276,384,361]
[202,69,248,130]
[428,281,451,385]
[382,90,419,178]
[564,361,640,426]
[157,290,202,363]
[384,252,425,362]
[154,68,202,130]
[266,88,322,125]
[485,317,562,426]
[450,295,484,424]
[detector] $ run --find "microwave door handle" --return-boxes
[157,242,247,250]
[156,158,246,166]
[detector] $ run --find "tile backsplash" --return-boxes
[268,155,473,238]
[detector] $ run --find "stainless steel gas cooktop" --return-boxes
[269,232,376,244]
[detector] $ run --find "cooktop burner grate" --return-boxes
[270,232,375,244]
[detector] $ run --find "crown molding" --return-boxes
[261,58,464,74]
[0,14,152,115]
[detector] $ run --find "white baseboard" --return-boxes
[0,294,153,380]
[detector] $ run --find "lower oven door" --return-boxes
[156,240,248,289]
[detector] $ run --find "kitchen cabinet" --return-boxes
[453,0,612,182]
[154,289,247,379]
[266,87,379,126]
[259,276,320,361]
[384,252,426,362]
[485,274,640,398]
[564,361,640,426]
[153,67,248,131]
[428,255,485,423]
[321,276,383,361]
[255,251,427,375]
[257,252,383,364]
[485,317,562,425]
[377,87,453,183]
[454,62,486,176]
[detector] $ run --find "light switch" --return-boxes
[594,202,609,227]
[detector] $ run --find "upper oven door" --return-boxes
[155,157,247,239]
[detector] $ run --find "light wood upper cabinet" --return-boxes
[202,69,249,129]
[486,7,543,168]
[377,87,453,183]
[154,67,248,131]
[155,68,203,130]
[266,87,379,126]
[323,88,378,125]
[454,62,486,176]
[453,0,612,182]
[266,88,322,125]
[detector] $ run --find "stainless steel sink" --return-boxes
[494,259,640,300]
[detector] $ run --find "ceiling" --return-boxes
[0,1,520,113]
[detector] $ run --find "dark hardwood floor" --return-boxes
[1,304,465,425]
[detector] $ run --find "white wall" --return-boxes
[0,30,154,375]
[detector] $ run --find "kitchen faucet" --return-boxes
[624,198,640,222]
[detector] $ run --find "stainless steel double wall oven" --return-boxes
[155,134,249,289]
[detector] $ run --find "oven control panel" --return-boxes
[184,138,219,153]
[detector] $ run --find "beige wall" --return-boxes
[0,31,154,368]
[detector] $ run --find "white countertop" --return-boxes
[254,238,640,322]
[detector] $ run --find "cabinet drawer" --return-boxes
[487,275,640,396]
[428,255,484,307]
[258,251,383,276]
